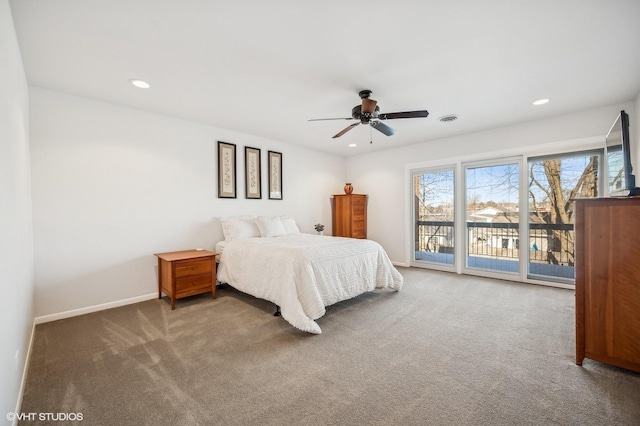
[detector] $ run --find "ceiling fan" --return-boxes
[309,90,429,139]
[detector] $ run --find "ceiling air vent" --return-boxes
[439,114,459,123]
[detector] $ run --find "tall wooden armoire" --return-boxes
[574,197,640,373]
[332,194,367,239]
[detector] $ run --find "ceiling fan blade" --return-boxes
[370,121,395,136]
[362,98,377,114]
[378,110,429,120]
[332,122,360,138]
[308,117,353,121]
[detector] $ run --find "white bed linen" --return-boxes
[214,240,228,262]
[216,234,403,334]
[215,240,228,254]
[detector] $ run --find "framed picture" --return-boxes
[244,146,262,199]
[217,141,236,198]
[268,150,282,200]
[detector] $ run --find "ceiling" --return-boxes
[9,0,640,157]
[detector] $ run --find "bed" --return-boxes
[216,216,403,334]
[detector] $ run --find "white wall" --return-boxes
[0,0,34,421]
[30,87,346,318]
[347,102,636,265]
[635,91,640,170]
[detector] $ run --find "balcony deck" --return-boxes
[415,220,575,281]
[414,251,575,279]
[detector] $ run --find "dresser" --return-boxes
[333,194,367,238]
[155,249,217,310]
[574,197,640,372]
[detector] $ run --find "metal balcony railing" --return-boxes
[415,220,575,266]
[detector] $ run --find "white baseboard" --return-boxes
[14,293,157,422]
[392,261,409,267]
[34,293,158,325]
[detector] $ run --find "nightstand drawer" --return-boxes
[176,273,212,295]
[175,259,212,278]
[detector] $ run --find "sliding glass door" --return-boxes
[527,150,601,282]
[464,160,521,277]
[412,168,455,268]
[410,149,602,286]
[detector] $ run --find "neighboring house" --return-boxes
[468,206,510,223]
[467,208,519,253]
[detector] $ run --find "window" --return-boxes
[527,150,601,282]
[464,160,520,276]
[412,168,455,267]
[409,147,603,287]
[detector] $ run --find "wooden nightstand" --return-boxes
[154,249,217,310]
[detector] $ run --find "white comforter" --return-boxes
[216,234,403,334]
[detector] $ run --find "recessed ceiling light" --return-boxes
[129,79,150,89]
[348,144,357,148]
[532,98,550,106]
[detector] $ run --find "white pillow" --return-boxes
[280,216,300,235]
[255,216,286,237]
[220,216,260,240]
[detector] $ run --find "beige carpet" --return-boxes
[20,267,640,425]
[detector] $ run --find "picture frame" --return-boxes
[268,150,283,200]
[244,146,262,199]
[217,141,236,198]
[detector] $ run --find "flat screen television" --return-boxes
[605,110,640,196]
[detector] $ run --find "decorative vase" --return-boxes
[344,183,353,194]
[318,231,324,235]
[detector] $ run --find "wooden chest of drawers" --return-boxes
[155,249,217,309]
[575,197,640,372]
[333,194,367,239]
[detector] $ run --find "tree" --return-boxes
[529,155,599,265]
[414,171,454,252]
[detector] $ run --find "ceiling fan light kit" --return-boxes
[309,90,429,140]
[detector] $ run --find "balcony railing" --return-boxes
[415,220,575,278]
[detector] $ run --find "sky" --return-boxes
[416,153,599,207]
